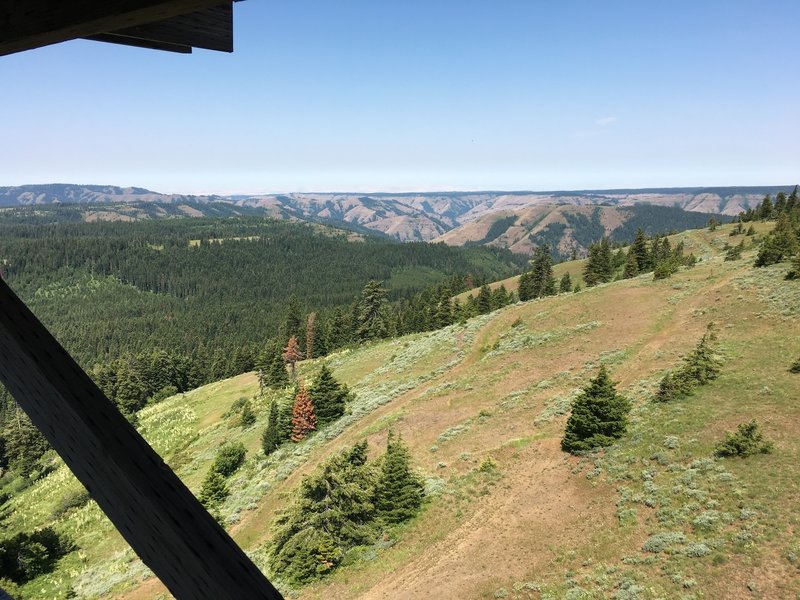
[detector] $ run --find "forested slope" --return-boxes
[0,215,522,369]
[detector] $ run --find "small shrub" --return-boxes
[51,488,91,518]
[239,400,256,427]
[714,421,773,458]
[642,531,686,553]
[684,542,711,557]
[212,443,247,477]
[478,457,498,473]
[789,358,800,374]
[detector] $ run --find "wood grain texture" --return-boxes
[0,0,232,56]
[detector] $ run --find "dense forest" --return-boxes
[0,214,523,366]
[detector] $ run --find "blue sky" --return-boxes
[2,1,798,194]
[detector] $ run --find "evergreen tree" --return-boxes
[517,271,534,302]
[310,364,349,427]
[491,284,513,309]
[476,284,493,314]
[622,250,639,278]
[530,244,556,298]
[759,194,773,220]
[561,366,631,454]
[198,470,229,508]
[681,333,722,385]
[775,191,787,215]
[754,212,799,266]
[631,228,650,270]
[212,443,247,477]
[787,252,800,280]
[357,280,390,341]
[280,294,304,345]
[264,350,289,389]
[262,400,282,455]
[305,312,317,359]
[654,332,721,402]
[290,384,316,442]
[559,272,573,293]
[583,238,613,287]
[238,399,256,427]
[375,431,425,524]
[787,186,799,213]
[3,409,49,477]
[269,443,377,584]
[328,307,352,350]
[276,397,294,444]
[282,335,303,380]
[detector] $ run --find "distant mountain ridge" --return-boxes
[1,183,792,252]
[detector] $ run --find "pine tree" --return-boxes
[775,191,788,215]
[375,431,425,524]
[280,294,304,344]
[517,271,534,302]
[290,384,316,442]
[357,280,390,341]
[759,194,773,220]
[681,333,721,385]
[198,470,229,508]
[559,272,573,293]
[631,228,650,271]
[305,312,317,359]
[623,249,639,278]
[265,350,289,388]
[269,442,377,584]
[262,400,282,455]
[787,186,798,214]
[530,244,556,298]
[476,284,493,314]
[561,365,631,454]
[4,409,50,477]
[787,253,800,280]
[239,400,256,427]
[755,212,799,266]
[310,364,349,427]
[584,238,614,287]
[282,335,303,381]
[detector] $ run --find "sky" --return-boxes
[2,0,799,195]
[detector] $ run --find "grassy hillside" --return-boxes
[2,221,799,599]
[436,204,725,257]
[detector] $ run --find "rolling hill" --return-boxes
[3,220,798,599]
[1,184,792,248]
[434,204,722,256]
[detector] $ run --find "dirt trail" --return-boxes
[360,439,609,599]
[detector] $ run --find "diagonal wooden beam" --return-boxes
[0,0,232,56]
[0,277,282,600]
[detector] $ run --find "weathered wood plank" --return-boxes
[0,0,230,56]
[99,5,233,52]
[0,277,282,600]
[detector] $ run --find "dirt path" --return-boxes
[359,439,610,599]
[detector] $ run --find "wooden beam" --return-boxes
[95,5,233,53]
[0,0,231,56]
[0,277,282,600]
[85,33,193,53]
